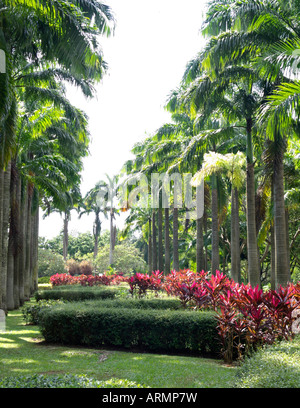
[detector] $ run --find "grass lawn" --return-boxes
[0,305,238,388]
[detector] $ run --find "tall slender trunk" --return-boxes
[1,162,11,313]
[173,207,179,271]
[164,208,170,275]
[0,168,3,311]
[270,176,276,290]
[113,225,117,250]
[32,206,39,294]
[6,228,14,310]
[204,206,208,271]
[196,217,205,272]
[285,209,290,275]
[274,148,290,287]
[211,174,219,274]
[24,183,33,300]
[7,160,18,310]
[270,224,275,290]
[246,118,260,287]
[63,211,69,262]
[148,217,152,273]
[93,212,100,259]
[231,186,241,283]
[158,207,163,272]
[152,210,157,270]
[94,234,99,259]
[109,210,114,266]
[19,179,27,305]
[29,198,39,295]
[14,170,22,307]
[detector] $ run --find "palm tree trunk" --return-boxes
[204,206,208,271]
[24,183,33,300]
[31,206,39,294]
[94,234,99,259]
[1,162,11,312]
[6,229,14,310]
[93,212,100,259]
[231,187,241,283]
[274,148,290,287]
[164,208,170,275]
[196,216,205,272]
[19,178,27,306]
[63,211,69,262]
[109,209,114,266]
[148,217,152,273]
[285,208,290,274]
[0,168,3,311]
[14,170,22,307]
[211,174,219,274]
[246,118,260,287]
[246,162,260,287]
[7,160,18,310]
[158,207,163,272]
[270,224,275,290]
[113,225,117,250]
[152,210,157,270]
[173,207,179,271]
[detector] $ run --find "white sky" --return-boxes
[39,0,208,239]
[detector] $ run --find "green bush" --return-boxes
[35,286,119,302]
[22,299,66,325]
[38,303,220,357]
[38,248,65,277]
[0,374,149,388]
[23,297,182,326]
[95,243,147,274]
[235,335,300,388]
[38,276,50,284]
[81,297,183,310]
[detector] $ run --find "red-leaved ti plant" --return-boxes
[127,271,164,297]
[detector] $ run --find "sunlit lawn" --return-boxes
[0,305,238,388]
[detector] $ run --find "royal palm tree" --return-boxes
[79,182,108,258]
[174,7,279,284]
[0,0,115,310]
[192,151,246,282]
[91,174,121,267]
[4,84,89,308]
[201,0,299,286]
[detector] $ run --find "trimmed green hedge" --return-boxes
[64,297,183,310]
[23,298,183,326]
[35,286,119,302]
[0,374,149,388]
[38,303,220,357]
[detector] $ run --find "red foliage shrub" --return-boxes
[50,273,75,286]
[49,272,123,287]
[163,269,208,306]
[127,271,163,297]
